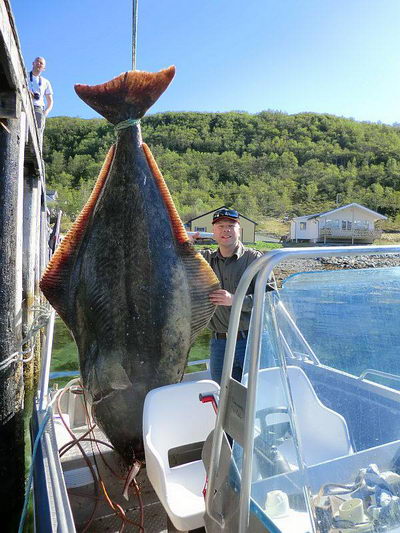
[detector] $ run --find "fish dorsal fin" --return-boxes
[142,143,189,244]
[142,143,220,343]
[74,67,176,124]
[40,145,116,321]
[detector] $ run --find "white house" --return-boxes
[290,203,387,244]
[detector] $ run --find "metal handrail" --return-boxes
[187,358,210,368]
[41,412,76,532]
[358,368,400,383]
[38,309,56,411]
[205,244,400,532]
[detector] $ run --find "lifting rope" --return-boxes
[132,0,139,70]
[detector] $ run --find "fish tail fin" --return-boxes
[74,66,175,124]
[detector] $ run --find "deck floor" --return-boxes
[55,418,169,532]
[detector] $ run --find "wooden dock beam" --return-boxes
[0,1,50,527]
[0,109,25,532]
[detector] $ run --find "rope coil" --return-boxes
[0,303,52,372]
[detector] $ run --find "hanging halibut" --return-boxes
[40,67,219,462]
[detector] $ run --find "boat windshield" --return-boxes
[238,266,400,532]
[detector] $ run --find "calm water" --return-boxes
[273,267,400,382]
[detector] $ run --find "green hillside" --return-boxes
[43,111,400,230]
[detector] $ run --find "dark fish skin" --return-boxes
[40,68,219,461]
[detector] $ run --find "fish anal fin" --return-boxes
[142,142,189,245]
[40,145,116,320]
[181,250,220,344]
[74,67,176,124]
[141,142,219,340]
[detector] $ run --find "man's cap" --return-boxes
[212,208,240,224]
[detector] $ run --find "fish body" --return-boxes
[40,67,219,461]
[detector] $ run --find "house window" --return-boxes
[347,221,352,230]
[300,222,307,230]
[324,219,339,229]
[342,221,347,230]
[354,220,369,230]
[194,226,206,232]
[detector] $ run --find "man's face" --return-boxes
[213,219,241,247]
[33,57,46,73]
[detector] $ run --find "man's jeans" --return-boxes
[209,337,247,385]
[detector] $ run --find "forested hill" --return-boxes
[43,111,400,228]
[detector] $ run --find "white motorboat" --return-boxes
[30,245,400,533]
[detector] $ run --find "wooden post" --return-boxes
[23,147,41,393]
[0,112,25,530]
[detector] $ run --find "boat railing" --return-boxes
[205,243,400,533]
[187,358,210,369]
[33,407,76,532]
[358,368,400,383]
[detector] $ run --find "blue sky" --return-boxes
[11,0,400,124]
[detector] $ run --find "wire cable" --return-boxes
[132,0,138,70]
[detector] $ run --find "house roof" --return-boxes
[292,203,387,222]
[186,205,258,225]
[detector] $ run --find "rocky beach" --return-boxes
[272,254,400,285]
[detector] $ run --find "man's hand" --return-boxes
[209,289,233,306]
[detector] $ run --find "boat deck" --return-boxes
[54,395,170,532]
[52,379,207,533]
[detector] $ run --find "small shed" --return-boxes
[186,206,257,244]
[290,203,387,244]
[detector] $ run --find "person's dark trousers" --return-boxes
[34,106,45,146]
[209,337,247,385]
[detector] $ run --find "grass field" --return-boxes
[375,233,400,245]
[257,217,290,237]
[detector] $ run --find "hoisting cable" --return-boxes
[132,0,139,70]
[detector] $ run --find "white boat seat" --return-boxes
[143,379,219,531]
[254,366,353,469]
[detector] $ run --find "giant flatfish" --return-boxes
[40,66,220,461]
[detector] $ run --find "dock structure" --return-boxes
[0,1,50,528]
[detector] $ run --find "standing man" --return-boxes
[198,208,266,384]
[28,57,53,143]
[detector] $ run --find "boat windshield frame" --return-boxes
[205,244,400,533]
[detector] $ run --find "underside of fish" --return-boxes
[40,66,219,462]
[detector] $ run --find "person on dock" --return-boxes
[28,57,53,143]
[194,207,268,384]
